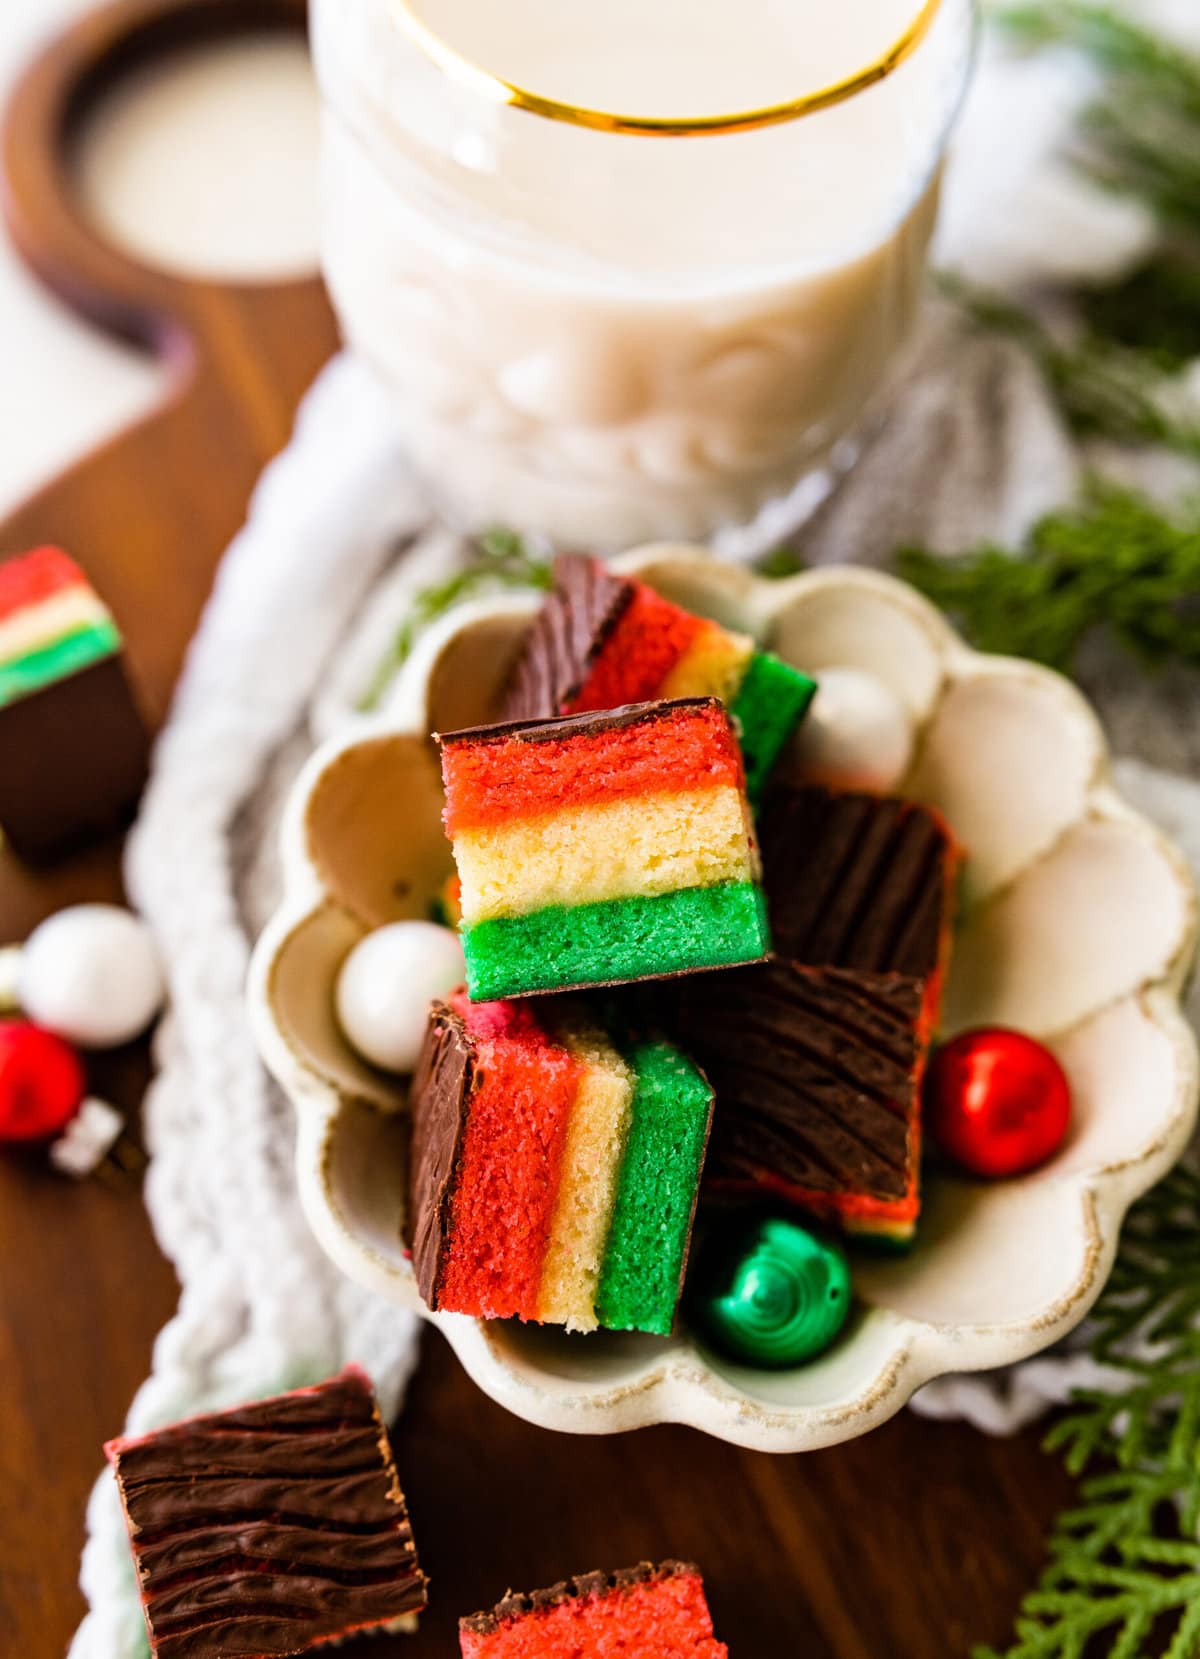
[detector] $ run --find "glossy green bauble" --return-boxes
[690,1214,851,1368]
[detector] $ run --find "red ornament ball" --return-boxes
[925,1027,1071,1179]
[0,1019,86,1142]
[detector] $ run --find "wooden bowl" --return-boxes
[249,554,1199,1452]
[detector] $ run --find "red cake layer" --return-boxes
[441,701,744,834]
[461,1568,726,1658]
[747,1168,922,1235]
[458,993,551,1047]
[437,996,580,1320]
[568,583,703,713]
[0,545,89,619]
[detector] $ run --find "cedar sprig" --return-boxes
[939,273,1200,461]
[896,478,1200,675]
[1077,257,1200,375]
[947,6,1200,456]
[977,1166,1200,1659]
[998,4,1200,232]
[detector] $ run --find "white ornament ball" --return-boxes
[20,904,166,1048]
[336,921,466,1073]
[790,667,915,793]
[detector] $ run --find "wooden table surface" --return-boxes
[0,2,1075,1653]
[0,313,1077,1659]
[0,1147,1075,1657]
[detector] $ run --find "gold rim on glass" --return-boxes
[391,0,945,137]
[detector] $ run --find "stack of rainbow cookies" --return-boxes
[403,551,960,1344]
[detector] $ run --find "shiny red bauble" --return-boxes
[925,1027,1071,1178]
[0,1019,85,1142]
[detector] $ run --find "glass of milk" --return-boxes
[313,0,975,548]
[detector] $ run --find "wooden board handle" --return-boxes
[0,0,339,729]
[2,0,309,350]
[0,0,339,921]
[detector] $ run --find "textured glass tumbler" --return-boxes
[314,0,976,548]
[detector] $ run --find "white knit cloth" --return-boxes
[69,7,1200,1651]
[69,362,434,1659]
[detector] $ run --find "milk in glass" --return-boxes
[314,0,973,544]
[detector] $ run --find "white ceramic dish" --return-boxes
[249,552,1199,1453]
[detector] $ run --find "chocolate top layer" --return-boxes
[658,963,924,1202]
[408,1002,476,1307]
[759,786,956,978]
[501,553,633,721]
[108,1368,427,1659]
[437,695,724,751]
[461,1559,699,1636]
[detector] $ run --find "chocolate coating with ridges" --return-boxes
[407,1002,476,1306]
[461,1559,700,1636]
[660,964,924,1202]
[759,786,955,977]
[437,694,726,750]
[106,1368,426,1659]
[501,553,632,720]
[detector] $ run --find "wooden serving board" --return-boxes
[0,5,1071,1653]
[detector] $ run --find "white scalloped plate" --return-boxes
[248,553,1199,1452]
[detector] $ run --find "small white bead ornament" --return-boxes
[789,666,915,793]
[19,903,166,1049]
[336,921,466,1073]
[49,1099,127,1178]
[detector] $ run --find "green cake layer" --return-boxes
[730,651,817,804]
[0,618,121,710]
[461,882,770,1001]
[596,1040,714,1336]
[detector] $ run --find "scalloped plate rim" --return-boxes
[247,561,1200,1453]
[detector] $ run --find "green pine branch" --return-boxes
[946,6,1200,457]
[1077,257,1200,375]
[998,4,1200,232]
[977,1167,1200,1659]
[359,528,552,710]
[941,273,1200,461]
[895,479,1200,675]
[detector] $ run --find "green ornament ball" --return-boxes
[690,1214,852,1368]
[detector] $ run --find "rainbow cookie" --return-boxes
[503,553,816,802]
[408,991,714,1334]
[460,1561,728,1659]
[0,544,122,698]
[759,783,960,1040]
[106,1367,427,1657]
[0,546,148,861]
[663,787,961,1245]
[658,961,931,1244]
[438,698,770,1001]
[759,786,959,983]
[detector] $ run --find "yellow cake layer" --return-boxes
[538,1020,634,1331]
[454,785,757,924]
[659,622,754,705]
[0,586,110,665]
